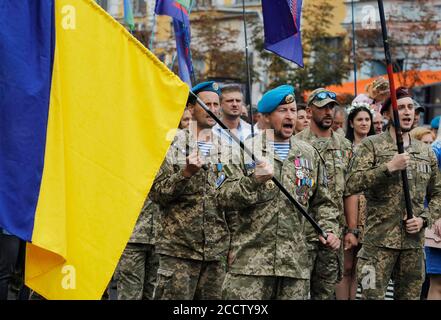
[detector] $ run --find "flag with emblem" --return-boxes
[261,0,304,67]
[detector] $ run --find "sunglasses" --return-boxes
[314,91,337,101]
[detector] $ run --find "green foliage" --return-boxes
[191,10,249,82]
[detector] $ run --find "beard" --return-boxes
[316,119,333,130]
[312,113,333,130]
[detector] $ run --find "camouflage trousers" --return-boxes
[116,243,159,300]
[153,254,225,300]
[357,245,424,300]
[308,242,343,300]
[222,273,309,300]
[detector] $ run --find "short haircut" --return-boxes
[220,84,243,101]
[382,87,412,113]
[187,92,197,106]
[333,105,347,118]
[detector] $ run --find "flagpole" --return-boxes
[377,0,413,220]
[351,0,357,96]
[190,91,328,239]
[149,12,157,50]
[242,0,254,135]
[182,0,196,84]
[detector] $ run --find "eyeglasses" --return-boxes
[314,91,337,101]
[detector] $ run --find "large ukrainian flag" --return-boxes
[0,0,188,299]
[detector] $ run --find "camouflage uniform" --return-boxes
[116,198,160,300]
[217,133,340,300]
[149,129,229,300]
[296,128,352,299]
[345,129,441,299]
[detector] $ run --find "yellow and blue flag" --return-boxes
[0,0,188,299]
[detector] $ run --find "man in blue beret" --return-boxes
[217,85,341,299]
[149,81,229,300]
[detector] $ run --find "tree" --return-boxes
[251,0,353,100]
[190,9,248,83]
[355,0,441,88]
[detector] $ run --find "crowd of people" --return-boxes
[1,78,441,300]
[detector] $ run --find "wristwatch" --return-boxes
[344,227,360,238]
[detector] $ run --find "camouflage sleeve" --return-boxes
[225,210,240,236]
[345,139,394,196]
[148,148,191,207]
[216,163,263,211]
[308,152,341,237]
[425,149,441,225]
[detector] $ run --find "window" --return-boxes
[132,0,147,17]
[195,0,212,8]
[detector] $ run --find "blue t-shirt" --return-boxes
[432,140,441,169]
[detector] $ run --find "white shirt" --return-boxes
[213,119,252,144]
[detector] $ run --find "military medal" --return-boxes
[294,158,301,169]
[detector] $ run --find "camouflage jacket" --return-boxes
[149,129,229,261]
[127,197,160,245]
[296,128,352,242]
[217,133,340,279]
[345,130,441,249]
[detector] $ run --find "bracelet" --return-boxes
[344,227,360,238]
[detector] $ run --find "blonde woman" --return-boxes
[410,127,435,145]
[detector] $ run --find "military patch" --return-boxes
[245,162,256,170]
[216,173,226,189]
[266,180,276,190]
[212,82,219,91]
[245,162,256,175]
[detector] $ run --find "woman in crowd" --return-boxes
[295,104,310,134]
[410,127,435,145]
[336,102,375,300]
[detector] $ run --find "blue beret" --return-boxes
[191,81,221,96]
[257,85,295,113]
[431,115,440,129]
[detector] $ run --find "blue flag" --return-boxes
[262,0,304,67]
[173,19,193,86]
[155,0,191,23]
[155,0,194,85]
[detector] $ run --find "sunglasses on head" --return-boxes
[314,91,337,101]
